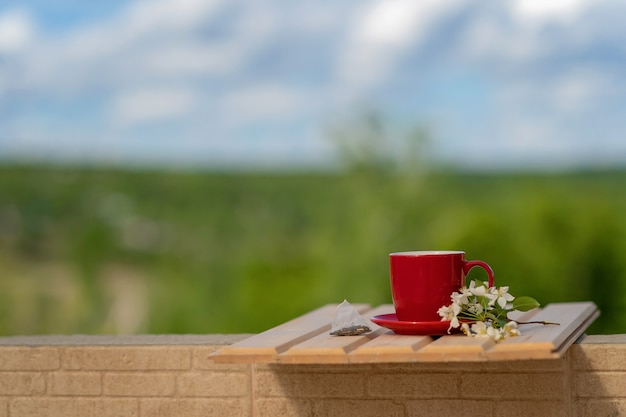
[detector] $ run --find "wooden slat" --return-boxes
[349,306,543,363]
[210,302,599,364]
[279,305,394,364]
[210,303,371,363]
[550,307,599,357]
[349,331,433,363]
[348,304,433,363]
[415,334,496,362]
[486,302,599,360]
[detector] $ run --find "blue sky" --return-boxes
[1,0,626,170]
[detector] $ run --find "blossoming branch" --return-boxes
[437,280,555,343]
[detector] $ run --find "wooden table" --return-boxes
[211,302,598,363]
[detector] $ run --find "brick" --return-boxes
[255,371,365,398]
[140,398,250,417]
[477,358,567,373]
[495,400,568,417]
[312,399,404,417]
[372,362,478,373]
[577,399,626,417]
[583,335,626,343]
[103,373,175,396]
[62,346,190,371]
[575,372,626,398]
[0,399,7,417]
[48,372,102,396]
[367,373,458,398]
[461,373,566,399]
[255,363,374,373]
[0,347,59,371]
[10,398,138,417]
[571,344,626,371]
[0,372,45,395]
[255,398,312,417]
[178,371,248,397]
[405,400,493,417]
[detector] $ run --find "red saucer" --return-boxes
[370,313,454,335]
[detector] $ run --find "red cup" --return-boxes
[389,251,494,322]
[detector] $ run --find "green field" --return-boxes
[1,164,625,335]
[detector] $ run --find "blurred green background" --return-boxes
[1,122,625,336]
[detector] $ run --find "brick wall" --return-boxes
[0,334,624,417]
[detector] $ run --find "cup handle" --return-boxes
[463,260,494,287]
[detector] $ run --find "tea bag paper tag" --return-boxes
[330,300,371,336]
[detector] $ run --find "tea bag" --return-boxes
[330,300,372,336]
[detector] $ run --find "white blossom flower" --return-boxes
[503,321,521,338]
[486,326,503,343]
[437,303,460,321]
[438,280,539,343]
[491,286,515,309]
[468,280,487,296]
[470,321,488,336]
[438,303,461,331]
[452,287,471,305]
[455,319,521,343]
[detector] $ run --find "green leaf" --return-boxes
[512,296,540,312]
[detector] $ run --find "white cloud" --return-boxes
[220,84,305,124]
[512,0,591,23]
[460,9,540,64]
[122,0,225,35]
[110,87,197,127]
[2,0,626,169]
[0,8,34,53]
[337,0,462,93]
[552,68,614,113]
[136,42,243,77]
[2,0,235,94]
